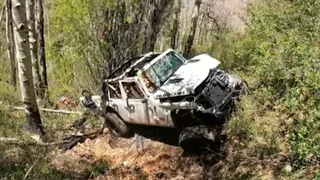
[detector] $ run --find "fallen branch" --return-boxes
[0,137,68,146]
[64,127,104,138]
[0,127,104,146]
[13,106,82,115]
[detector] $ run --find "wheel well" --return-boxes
[105,106,126,123]
[170,110,201,128]
[170,109,225,127]
[105,106,117,114]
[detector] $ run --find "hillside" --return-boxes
[1,0,320,179]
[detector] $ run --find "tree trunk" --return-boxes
[36,0,49,103]
[170,0,181,49]
[0,3,6,51]
[183,0,202,58]
[0,3,5,27]
[26,0,44,99]
[12,0,46,141]
[6,0,16,86]
[142,0,170,53]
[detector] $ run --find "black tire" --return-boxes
[104,112,133,138]
[178,125,218,153]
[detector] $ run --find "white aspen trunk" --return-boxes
[26,0,44,99]
[12,0,46,141]
[6,0,16,86]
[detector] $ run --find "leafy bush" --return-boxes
[201,0,320,166]
[47,0,107,97]
[230,0,320,165]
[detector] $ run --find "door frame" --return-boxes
[119,78,151,125]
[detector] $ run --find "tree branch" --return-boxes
[12,106,83,115]
[0,137,67,146]
[0,127,104,146]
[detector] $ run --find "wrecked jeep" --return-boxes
[80,49,247,150]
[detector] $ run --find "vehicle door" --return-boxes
[106,81,129,122]
[120,80,151,125]
[137,71,171,127]
[147,101,171,127]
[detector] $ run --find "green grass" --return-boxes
[0,102,103,179]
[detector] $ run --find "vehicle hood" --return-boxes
[154,54,221,99]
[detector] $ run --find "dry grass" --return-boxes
[49,128,304,180]
[51,133,198,180]
[51,129,242,180]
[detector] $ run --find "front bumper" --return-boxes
[194,68,246,116]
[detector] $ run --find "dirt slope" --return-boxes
[51,133,226,180]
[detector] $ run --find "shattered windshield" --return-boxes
[143,51,186,91]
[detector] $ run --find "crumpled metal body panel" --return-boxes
[80,49,246,128]
[153,54,221,99]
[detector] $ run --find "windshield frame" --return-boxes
[139,49,187,92]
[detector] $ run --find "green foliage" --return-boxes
[227,94,284,156]
[0,143,72,180]
[231,0,320,164]
[47,0,109,99]
[227,97,256,141]
[194,28,245,70]
[2,0,320,177]
[88,159,109,178]
[47,0,149,100]
[200,0,320,167]
[0,60,20,105]
[0,82,20,105]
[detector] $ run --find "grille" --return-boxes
[196,68,232,111]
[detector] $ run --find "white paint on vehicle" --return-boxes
[154,54,221,99]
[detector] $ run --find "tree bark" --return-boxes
[0,3,6,51]
[0,3,5,27]
[101,0,145,78]
[6,0,16,86]
[183,0,202,58]
[26,0,44,99]
[142,0,171,53]
[36,0,47,88]
[35,0,49,105]
[12,0,46,141]
[170,0,181,49]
